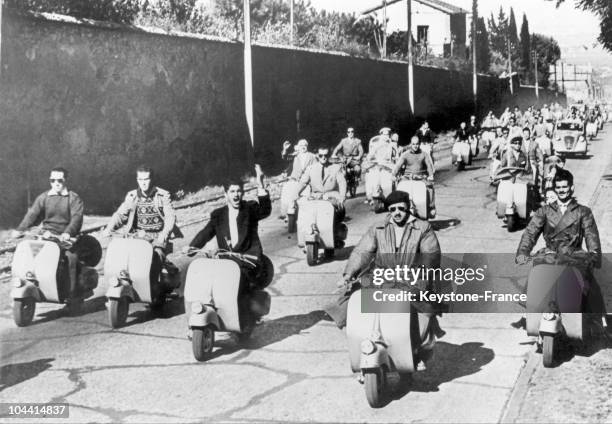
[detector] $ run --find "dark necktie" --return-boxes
[321,164,325,182]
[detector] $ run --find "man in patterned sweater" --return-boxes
[102,165,181,288]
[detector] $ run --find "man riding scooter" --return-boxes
[332,127,364,177]
[325,190,444,369]
[515,168,608,331]
[13,167,100,309]
[297,147,348,248]
[186,164,271,330]
[393,136,435,217]
[102,165,182,292]
[280,139,316,221]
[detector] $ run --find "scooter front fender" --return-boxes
[539,316,562,335]
[304,233,320,244]
[189,309,220,330]
[106,283,136,302]
[10,282,42,302]
[360,345,390,371]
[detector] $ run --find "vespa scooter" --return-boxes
[493,167,536,232]
[396,173,436,220]
[345,282,436,408]
[104,233,180,328]
[183,249,273,361]
[297,195,347,266]
[10,232,100,326]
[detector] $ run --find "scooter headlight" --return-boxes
[25,271,36,282]
[191,302,206,314]
[12,277,23,288]
[360,340,377,355]
[542,312,556,321]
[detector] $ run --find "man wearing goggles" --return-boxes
[325,191,444,368]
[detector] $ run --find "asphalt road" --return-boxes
[2,127,612,423]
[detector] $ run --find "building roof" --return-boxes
[361,0,467,17]
[416,0,468,15]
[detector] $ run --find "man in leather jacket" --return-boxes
[515,169,606,324]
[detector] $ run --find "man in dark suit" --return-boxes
[187,164,272,326]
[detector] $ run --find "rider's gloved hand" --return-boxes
[515,254,529,265]
[335,276,351,294]
[282,140,291,150]
[100,227,112,238]
[59,233,71,242]
[42,231,53,239]
[10,229,23,239]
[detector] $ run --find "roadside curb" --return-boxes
[499,348,539,423]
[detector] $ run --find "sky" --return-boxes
[308,0,611,66]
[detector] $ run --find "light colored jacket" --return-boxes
[298,162,347,199]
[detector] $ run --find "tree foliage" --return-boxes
[554,0,612,51]
[532,33,561,88]
[520,13,531,82]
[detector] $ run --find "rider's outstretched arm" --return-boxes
[189,215,216,249]
[331,141,343,158]
[64,193,84,237]
[343,225,377,279]
[16,193,46,232]
[392,154,406,177]
[104,192,135,233]
[516,207,546,258]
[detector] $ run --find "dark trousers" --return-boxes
[224,256,262,330]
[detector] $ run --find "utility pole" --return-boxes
[0,0,3,77]
[507,37,513,94]
[407,0,414,114]
[533,51,539,99]
[244,0,254,147]
[289,0,294,45]
[561,61,565,93]
[472,2,477,114]
[382,0,387,58]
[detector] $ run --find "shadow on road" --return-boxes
[431,218,461,231]
[393,341,495,397]
[0,358,54,392]
[122,297,186,328]
[35,296,107,325]
[204,310,328,360]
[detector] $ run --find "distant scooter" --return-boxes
[451,140,472,171]
[345,280,436,408]
[364,160,395,213]
[297,195,348,266]
[396,173,436,220]
[280,179,310,233]
[104,233,180,328]
[494,167,537,232]
[183,248,273,361]
[10,231,101,326]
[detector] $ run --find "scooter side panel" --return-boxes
[104,238,153,303]
[184,258,241,333]
[380,313,415,373]
[496,181,514,218]
[297,200,334,249]
[346,291,375,373]
[315,200,335,249]
[13,241,61,301]
[397,180,429,220]
[512,183,528,219]
[526,265,585,338]
[379,169,395,198]
[364,167,380,199]
[280,180,301,215]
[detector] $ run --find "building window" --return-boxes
[417,25,429,44]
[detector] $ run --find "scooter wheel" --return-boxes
[287,213,297,234]
[373,199,385,214]
[364,370,387,408]
[306,243,318,266]
[542,335,556,368]
[13,298,36,327]
[192,325,215,362]
[108,298,129,329]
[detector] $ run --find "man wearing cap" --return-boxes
[325,190,443,368]
[332,127,364,177]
